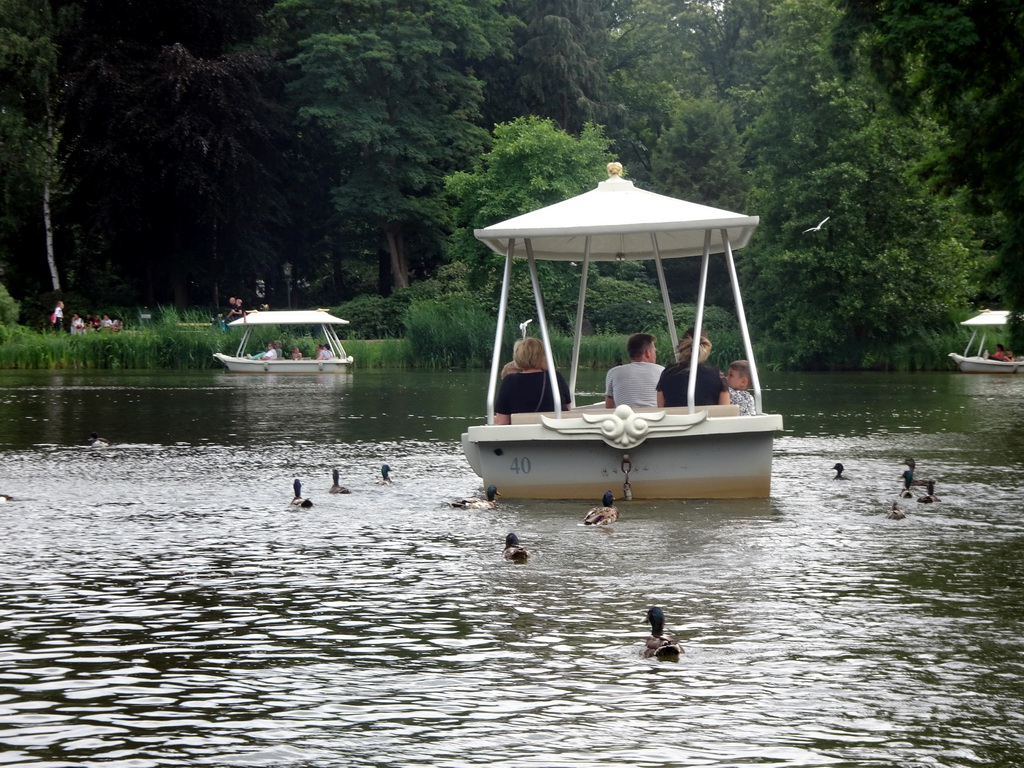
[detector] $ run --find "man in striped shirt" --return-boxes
[604,333,664,408]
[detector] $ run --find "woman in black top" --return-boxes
[656,328,729,408]
[495,337,571,424]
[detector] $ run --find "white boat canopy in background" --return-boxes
[213,309,354,373]
[461,163,784,500]
[949,309,1023,373]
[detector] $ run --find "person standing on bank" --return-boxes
[495,337,572,425]
[656,328,729,408]
[51,300,64,332]
[605,333,664,408]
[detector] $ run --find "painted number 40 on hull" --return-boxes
[510,457,532,474]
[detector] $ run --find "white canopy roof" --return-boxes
[227,309,350,327]
[474,173,759,261]
[960,310,1009,327]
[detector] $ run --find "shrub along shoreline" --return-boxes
[0,305,978,372]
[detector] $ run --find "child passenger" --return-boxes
[725,360,756,416]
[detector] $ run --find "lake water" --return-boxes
[0,368,1022,767]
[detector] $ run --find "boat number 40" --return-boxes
[510,457,532,474]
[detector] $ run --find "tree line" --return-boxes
[1,0,1019,368]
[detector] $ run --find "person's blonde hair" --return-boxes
[675,328,712,366]
[513,337,548,371]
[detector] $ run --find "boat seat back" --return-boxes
[510,404,740,424]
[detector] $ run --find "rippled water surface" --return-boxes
[1,369,1022,767]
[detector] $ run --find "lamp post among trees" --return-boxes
[283,262,292,309]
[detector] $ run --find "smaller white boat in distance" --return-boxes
[948,310,1023,373]
[212,309,354,373]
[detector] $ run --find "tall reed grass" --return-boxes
[0,304,981,371]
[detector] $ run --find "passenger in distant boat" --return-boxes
[316,344,335,360]
[604,333,664,408]
[264,343,278,361]
[290,346,303,360]
[725,359,756,415]
[494,337,572,425]
[990,344,1013,361]
[656,328,729,408]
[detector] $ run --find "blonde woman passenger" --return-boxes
[495,337,572,425]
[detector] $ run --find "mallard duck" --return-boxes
[376,464,393,485]
[88,432,110,447]
[917,479,940,504]
[329,468,350,494]
[903,458,928,486]
[583,491,618,525]
[887,501,905,520]
[643,606,682,659]
[503,532,530,563]
[291,479,313,508]
[450,485,499,509]
[832,462,849,480]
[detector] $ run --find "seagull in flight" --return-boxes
[519,319,532,338]
[803,216,830,234]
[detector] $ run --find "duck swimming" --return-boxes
[503,532,530,563]
[887,501,906,520]
[0,494,12,503]
[643,606,682,659]
[291,479,313,508]
[450,485,499,509]
[917,479,940,504]
[582,491,618,525]
[329,468,350,494]
[376,464,393,485]
[832,463,849,480]
[903,458,929,485]
[88,432,110,447]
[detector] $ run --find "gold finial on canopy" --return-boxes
[607,162,623,177]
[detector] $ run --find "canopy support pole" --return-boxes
[235,327,252,357]
[686,231,712,414]
[568,237,592,400]
[651,233,678,353]
[964,330,977,357]
[722,229,761,413]
[487,242,515,424]
[526,239,563,418]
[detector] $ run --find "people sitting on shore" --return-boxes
[604,332,663,408]
[495,337,572,425]
[656,328,729,408]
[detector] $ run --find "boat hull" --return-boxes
[212,353,353,373]
[948,353,1024,374]
[461,407,782,499]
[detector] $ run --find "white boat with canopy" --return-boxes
[212,309,354,373]
[948,310,1023,373]
[460,164,783,500]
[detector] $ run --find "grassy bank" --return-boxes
[0,306,984,371]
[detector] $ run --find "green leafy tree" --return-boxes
[649,96,747,211]
[446,116,614,330]
[833,0,1024,345]
[0,0,62,291]
[275,0,513,292]
[742,0,982,368]
[57,0,286,305]
[483,0,615,135]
